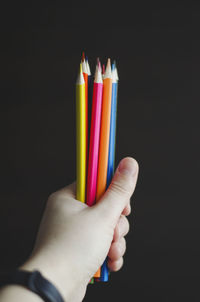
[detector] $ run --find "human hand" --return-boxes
[21,157,139,302]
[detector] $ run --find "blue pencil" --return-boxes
[100,62,119,282]
[106,63,118,187]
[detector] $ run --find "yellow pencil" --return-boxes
[76,63,86,202]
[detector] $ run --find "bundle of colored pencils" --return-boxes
[76,53,119,282]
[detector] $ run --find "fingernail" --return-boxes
[118,158,137,177]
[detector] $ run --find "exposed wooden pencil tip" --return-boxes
[86,58,91,76]
[104,58,112,79]
[76,63,85,84]
[107,58,111,68]
[94,63,103,83]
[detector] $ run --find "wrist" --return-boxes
[20,253,86,302]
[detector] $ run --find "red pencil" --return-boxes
[86,61,103,206]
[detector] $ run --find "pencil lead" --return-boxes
[102,64,105,74]
[82,52,85,62]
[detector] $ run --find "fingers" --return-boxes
[49,182,76,202]
[122,201,131,216]
[108,237,126,261]
[113,215,129,242]
[93,157,139,226]
[107,257,124,272]
[56,182,76,198]
[107,216,129,272]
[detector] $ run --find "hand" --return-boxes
[21,157,139,302]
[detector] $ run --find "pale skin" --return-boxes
[0,157,139,302]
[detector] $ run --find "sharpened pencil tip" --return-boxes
[76,63,85,84]
[104,58,112,79]
[107,58,111,68]
[102,64,105,75]
[86,58,91,76]
[82,52,85,62]
[94,62,103,83]
[98,60,101,71]
[82,59,87,74]
[95,57,101,75]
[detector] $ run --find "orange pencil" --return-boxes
[94,59,112,279]
[96,59,112,201]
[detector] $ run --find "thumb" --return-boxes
[93,157,139,226]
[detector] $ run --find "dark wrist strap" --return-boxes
[0,269,64,302]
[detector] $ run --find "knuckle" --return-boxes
[48,192,56,202]
[47,192,64,210]
[110,180,132,197]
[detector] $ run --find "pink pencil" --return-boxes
[86,62,103,206]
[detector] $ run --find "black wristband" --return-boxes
[0,269,64,302]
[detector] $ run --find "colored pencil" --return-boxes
[113,61,119,160]
[82,57,89,165]
[102,64,105,80]
[95,59,112,281]
[86,62,103,206]
[75,55,119,283]
[100,63,118,282]
[86,56,91,80]
[87,61,103,279]
[82,51,85,62]
[106,62,118,187]
[76,63,86,202]
[96,59,113,201]
[114,60,119,81]
[86,55,93,148]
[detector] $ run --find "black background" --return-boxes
[1,1,200,301]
